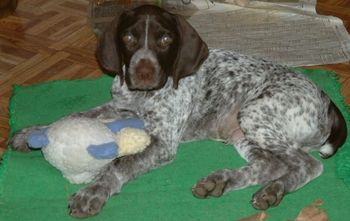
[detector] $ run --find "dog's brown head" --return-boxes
[96,5,209,90]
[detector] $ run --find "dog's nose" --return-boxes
[138,67,153,81]
[136,59,155,81]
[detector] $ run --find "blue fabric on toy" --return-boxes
[105,118,145,133]
[87,118,146,159]
[27,128,49,149]
[87,142,118,159]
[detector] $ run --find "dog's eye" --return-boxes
[158,34,173,48]
[122,32,137,45]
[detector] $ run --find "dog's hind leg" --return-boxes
[251,148,323,210]
[191,137,323,210]
[192,138,288,199]
[193,87,326,209]
[236,91,325,209]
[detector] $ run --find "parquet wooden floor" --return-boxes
[0,0,349,156]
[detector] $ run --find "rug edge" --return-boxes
[0,84,20,198]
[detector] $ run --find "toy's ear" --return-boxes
[105,118,145,133]
[27,128,49,149]
[87,142,118,159]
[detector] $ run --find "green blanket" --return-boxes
[1,69,349,221]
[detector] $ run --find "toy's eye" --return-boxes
[158,33,173,48]
[122,32,137,45]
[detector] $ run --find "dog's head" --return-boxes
[96,5,209,90]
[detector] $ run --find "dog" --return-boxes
[10,5,347,218]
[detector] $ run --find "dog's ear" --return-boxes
[96,13,125,83]
[172,14,209,89]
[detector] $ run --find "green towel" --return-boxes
[1,69,349,221]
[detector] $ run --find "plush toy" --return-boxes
[27,117,151,184]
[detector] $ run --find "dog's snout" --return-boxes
[135,59,155,81]
[127,49,164,90]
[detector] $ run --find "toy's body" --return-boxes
[27,117,150,184]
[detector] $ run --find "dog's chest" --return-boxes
[112,78,196,139]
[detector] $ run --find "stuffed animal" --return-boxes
[27,117,151,184]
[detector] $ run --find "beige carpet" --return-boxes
[88,0,350,66]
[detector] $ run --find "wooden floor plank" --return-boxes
[50,26,94,50]
[26,13,68,35]
[3,52,52,82]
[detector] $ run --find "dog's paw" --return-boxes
[68,185,109,218]
[251,181,285,210]
[192,171,229,199]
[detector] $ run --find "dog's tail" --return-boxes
[319,100,347,159]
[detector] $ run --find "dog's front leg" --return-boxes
[68,136,176,218]
[70,101,138,121]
